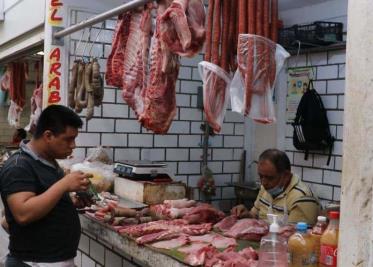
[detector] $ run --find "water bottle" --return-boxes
[258,214,288,267]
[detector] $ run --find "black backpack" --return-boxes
[292,80,335,165]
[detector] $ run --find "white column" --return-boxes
[339,1,373,266]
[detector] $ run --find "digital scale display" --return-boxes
[113,161,172,181]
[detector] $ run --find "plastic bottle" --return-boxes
[258,214,288,267]
[311,216,327,265]
[319,211,339,267]
[288,222,317,267]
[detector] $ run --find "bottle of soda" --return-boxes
[311,216,327,264]
[319,211,339,267]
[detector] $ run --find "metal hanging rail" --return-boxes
[53,0,152,39]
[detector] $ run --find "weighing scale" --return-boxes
[113,160,175,181]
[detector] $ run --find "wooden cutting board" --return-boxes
[114,177,186,205]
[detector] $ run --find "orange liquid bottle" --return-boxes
[319,211,339,267]
[311,216,327,265]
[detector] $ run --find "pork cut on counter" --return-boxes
[214,215,238,232]
[150,201,225,224]
[151,235,190,249]
[119,219,187,237]
[135,223,212,244]
[164,198,196,208]
[223,218,269,241]
[204,246,258,267]
[159,0,206,57]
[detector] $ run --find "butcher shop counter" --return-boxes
[78,214,189,267]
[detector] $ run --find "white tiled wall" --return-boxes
[285,49,345,205]
[69,9,244,210]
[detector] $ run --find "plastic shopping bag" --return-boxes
[198,61,231,133]
[231,34,290,123]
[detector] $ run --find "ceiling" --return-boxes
[279,0,333,11]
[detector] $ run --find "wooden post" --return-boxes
[339,0,373,266]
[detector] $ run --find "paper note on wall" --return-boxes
[286,67,315,122]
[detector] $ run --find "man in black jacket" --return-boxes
[0,105,91,267]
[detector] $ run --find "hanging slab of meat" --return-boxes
[214,215,238,232]
[151,235,190,249]
[9,62,26,108]
[159,0,206,57]
[1,68,10,91]
[121,5,152,116]
[25,83,43,132]
[105,13,132,88]
[198,61,231,133]
[139,1,180,134]
[224,218,269,241]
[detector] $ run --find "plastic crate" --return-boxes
[279,21,343,48]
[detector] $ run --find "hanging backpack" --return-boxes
[292,80,335,165]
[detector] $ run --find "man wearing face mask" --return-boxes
[231,149,320,225]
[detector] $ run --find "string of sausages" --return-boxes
[204,0,278,74]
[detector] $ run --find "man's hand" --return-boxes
[231,204,252,218]
[61,171,92,192]
[70,193,94,209]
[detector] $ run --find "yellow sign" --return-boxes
[48,0,63,26]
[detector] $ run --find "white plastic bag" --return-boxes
[198,61,231,133]
[230,34,290,123]
[71,161,115,193]
[86,146,113,164]
[7,100,23,128]
[25,84,43,132]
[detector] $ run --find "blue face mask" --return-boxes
[267,185,284,198]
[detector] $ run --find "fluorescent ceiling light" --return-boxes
[36,51,44,56]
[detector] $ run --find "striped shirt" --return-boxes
[251,175,320,225]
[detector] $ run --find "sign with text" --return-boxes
[43,0,66,107]
[286,67,315,122]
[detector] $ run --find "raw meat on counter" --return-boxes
[119,219,188,237]
[134,223,212,244]
[178,244,258,266]
[151,235,190,249]
[182,204,225,224]
[216,217,269,241]
[189,233,237,249]
[159,0,206,57]
[184,245,218,266]
[204,247,258,267]
[150,201,225,224]
[164,198,196,208]
[214,215,238,232]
